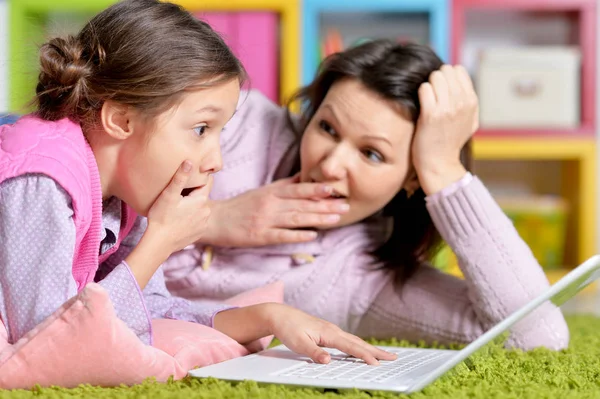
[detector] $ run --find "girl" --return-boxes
[164,40,569,350]
[0,0,395,366]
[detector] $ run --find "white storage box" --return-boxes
[477,46,581,129]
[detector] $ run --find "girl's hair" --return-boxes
[35,0,245,125]
[287,39,472,282]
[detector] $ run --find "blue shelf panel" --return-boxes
[302,0,450,85]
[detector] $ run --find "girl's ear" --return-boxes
[100,100,134,140]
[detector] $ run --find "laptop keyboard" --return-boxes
[276,349,448,383]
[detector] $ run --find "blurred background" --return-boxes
[0,0,598,286]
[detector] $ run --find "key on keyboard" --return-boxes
[276,349,447,383]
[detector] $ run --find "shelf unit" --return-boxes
[452,0,597,269]
[301,0,449,85]
[453,0,596,138]
[7,0,300,111]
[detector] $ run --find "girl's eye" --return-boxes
[363,149,384,163]
[319,120,336,137]
[193,125,207,136]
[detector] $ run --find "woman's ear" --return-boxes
[100,101,133,141]
[403,169,420,199]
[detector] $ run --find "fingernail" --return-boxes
[305,231,318,240]
[337,203,350,212]
[325,214,340,223]
[182,161,192,172]
[321,186,333,194]
[319,354,330,364]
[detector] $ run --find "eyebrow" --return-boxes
[196,105,223,114]
[322,103,393,147]
[363,135,392,147]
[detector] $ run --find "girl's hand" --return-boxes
[204,175,349,247]
[412,64,479,195]
[126,160,213,289]
[145,160,213,254]
[268,304,396,365]
[214,303,397,365]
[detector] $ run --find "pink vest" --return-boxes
[0,116,137,290]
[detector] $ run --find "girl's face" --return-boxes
[116,79,240,216]
[300,78,416,228]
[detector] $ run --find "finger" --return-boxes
[320,331,379,365]
[279,182,334,199]
[295,339,331,364]
[454,65,476,96]
[159,160,193,203]
[418,83,436,118]
[440,64,462,98]
[276,212,340,229]
[281,199,350,215]
[271,174,300,187]
[429,70,449,107]
[454,65,480,132]
[264,229,318,245]
[344,334,397,361]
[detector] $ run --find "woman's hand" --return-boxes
[213,303,397,365]
[204,175,350,247]
[412,64,479,195]
[127,160,212,288]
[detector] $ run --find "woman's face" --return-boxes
[299,78,416,228]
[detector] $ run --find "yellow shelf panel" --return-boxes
[473,137,597,264]
[171,0,300,104]
[473,137,597,160]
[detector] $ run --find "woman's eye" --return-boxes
[319,120,336,137]
[363,149,384,163]
[193,125,207,136]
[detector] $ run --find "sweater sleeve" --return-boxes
[0,174,154,345]
[100,217,235,329]
[355,177,569,350]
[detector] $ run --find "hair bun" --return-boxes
[36,35,94,121]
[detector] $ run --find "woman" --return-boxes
[164,40,568,350]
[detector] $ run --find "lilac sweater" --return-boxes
[0,174,231,345]
[163,90,569,350]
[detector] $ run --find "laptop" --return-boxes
[190,255,600,394]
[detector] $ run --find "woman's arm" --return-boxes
[355,177,569,350]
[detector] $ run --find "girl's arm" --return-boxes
[101,217,236,331]
[0,175,154,344]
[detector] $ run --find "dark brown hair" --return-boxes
[35,0,245,126]
[287,39,472,282]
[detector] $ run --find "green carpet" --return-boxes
[2,315,600,398]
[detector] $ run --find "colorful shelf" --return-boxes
[301,0,449,85]
[7,0,300,111]
[473,137,597,266]
[452,0,597,137]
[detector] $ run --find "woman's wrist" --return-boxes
[200,200,225,246]
[416,161,467,196]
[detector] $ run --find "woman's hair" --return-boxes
[35,0,245,126]
[287,39,472,282]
